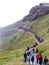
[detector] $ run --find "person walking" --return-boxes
[36,52,40,64]
[26,52,31,65]
[31,55,34,64]
[24,52,27,62]
[33,52,37,65]
[39,54,43,65]
[44,56,48,65]
[36,48,38,53]
[27,47,34,65]
[26,47,32,65]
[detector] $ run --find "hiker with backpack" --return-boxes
[39,54,43,65]
[44,56,48,65]
[27,47,35,65]
[36,52,40,64]
[30,48,35,64]
[26,47,31,65]
[26,52,31,65]
[33,51,37,65]
[31,55,34,65]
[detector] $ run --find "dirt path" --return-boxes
[20,28,42,44]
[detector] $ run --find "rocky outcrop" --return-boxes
[23,4,49,22]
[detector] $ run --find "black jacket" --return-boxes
[44,58,48,63]
[39,56,43,64]
[31,56,34,62]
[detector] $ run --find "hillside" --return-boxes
[0,3,49,65]
[0,14,49,65]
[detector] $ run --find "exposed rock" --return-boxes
[23,4,49,22]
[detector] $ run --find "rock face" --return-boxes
[23,3,49,22]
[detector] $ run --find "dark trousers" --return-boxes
[37,58,39,63]
[39,63,42,65]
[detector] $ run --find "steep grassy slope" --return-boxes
[0,30,34,51]
[0,14,49,65]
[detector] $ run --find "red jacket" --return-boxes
[36,53,40,59]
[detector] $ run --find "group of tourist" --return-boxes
[24,47,48,65]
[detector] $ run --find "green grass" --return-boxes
[0,14,49,65]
